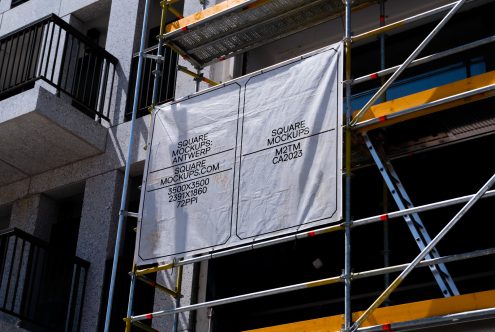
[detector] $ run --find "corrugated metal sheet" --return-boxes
[384,97,495,158]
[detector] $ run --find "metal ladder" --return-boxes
[362,133,459,297]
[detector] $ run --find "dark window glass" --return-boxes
[11,0,30,8]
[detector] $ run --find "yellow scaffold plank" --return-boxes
[355,70,495,131]
[244,289,495,332]
[165,0,250,34]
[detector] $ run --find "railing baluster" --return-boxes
[38,21,50,78]
[88,51,101,114]
[3,236,18,309]
[20,26,36,83]
[51,24,62,83]
[98,60,110,117]
[81,50,93,107]
[66,34,76,90]
[21,244,40,318]
[43,21,56,78]
[12,30,26,86]
[0,38,10,90]
[74,46,87,101]
[5,35,20,90]
[0,236,8,306]
[11,238,26,313]
[76,266,88,332]
[28,25,43,80]
[65,264,79,332]
[33,247,47,321]
[69,39,81,95]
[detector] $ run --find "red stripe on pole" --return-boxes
[308,231,316,237]
[146,313,153,320]
[382,323,393,331]
[380,15,386,23]
[370,73,379,79]
[380,214,388,221]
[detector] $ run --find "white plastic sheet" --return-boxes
[136,44,343,265]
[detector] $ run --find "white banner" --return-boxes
[135,44,343,265]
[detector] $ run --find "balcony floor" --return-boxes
[0,84,107,186]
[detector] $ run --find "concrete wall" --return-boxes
[9,194,58,242]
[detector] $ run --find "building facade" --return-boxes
[0,0,495,331]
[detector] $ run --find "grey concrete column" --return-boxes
[9,194,58,242]
[104,0,145,124]
[76,170,123,331]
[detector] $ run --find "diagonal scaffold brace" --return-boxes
[350,172,495,331]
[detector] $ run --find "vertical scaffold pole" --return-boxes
[172,265,184,332]
[153,1,168,106]
[104,0,152,330]
[378,0,390,295]
[125,265,137,332]
[343,0,352,331]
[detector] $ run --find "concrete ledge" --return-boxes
[0,85,107,186]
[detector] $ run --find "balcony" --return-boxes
[125,44,177,121]
[0,228,89,331]
[0,14,117,186]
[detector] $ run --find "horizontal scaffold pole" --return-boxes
[352,0,476,42]
[130,247,495,321]
[351,0,467,126]
[351,34,495,86]
[353,83,495,130]
[135,189,495,274]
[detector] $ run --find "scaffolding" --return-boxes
[104,0,495,331]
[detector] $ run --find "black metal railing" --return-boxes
[125,44,178,121]
[0,14,117,122]
[0,228,89,332]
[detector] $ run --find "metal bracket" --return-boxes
[143,53,165,62]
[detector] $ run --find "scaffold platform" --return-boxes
[163,0,374,67]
